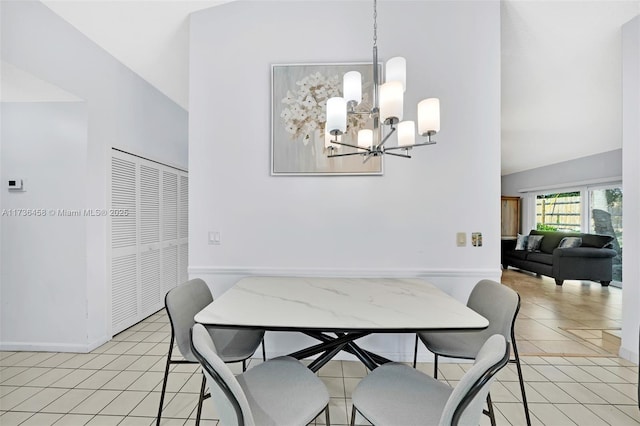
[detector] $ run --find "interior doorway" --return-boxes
[532,183,623,288]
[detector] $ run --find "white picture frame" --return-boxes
[271,63,383,176]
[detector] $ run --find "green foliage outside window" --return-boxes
[537,191,580,199]
[605,188,623,206]
[536,223,558,231]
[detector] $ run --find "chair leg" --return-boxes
[350,406,357,426]
[486,393,497,426]
[156,334,175,426]
[512,336,532,426]
[433,354,439,379]
[325,403,331,426]
[412,334,419,368]
[195,374,206,426]
[262,337,266,361]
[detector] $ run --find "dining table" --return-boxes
[194,276,489,372]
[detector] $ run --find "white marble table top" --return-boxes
[195,277,489,332]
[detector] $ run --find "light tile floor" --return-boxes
[502,269,623,357]
[1,272,638,425]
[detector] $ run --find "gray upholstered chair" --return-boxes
[413,279,530,426]
[351,334,509,426]
[191,323,331,426]
[157,278,265,426]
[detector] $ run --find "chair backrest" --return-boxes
[165,278,214,362]
[191,323,255,426]
[439,334,510,426]
[467,279,520,343]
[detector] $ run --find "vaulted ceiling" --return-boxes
[501,0,639,175]
[14,1,640,175]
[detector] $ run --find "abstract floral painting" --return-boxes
[271,63,383,175]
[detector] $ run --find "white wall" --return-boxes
[501,149,622,197]
[1,61,84,102]
[621,15,640,363]
[1,102,88,350]
[189,0,501,360]
[1,1,188,351]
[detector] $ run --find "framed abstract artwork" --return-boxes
[271,63,383,176]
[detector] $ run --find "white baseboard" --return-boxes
[1,341,89,353]
[87,335,110,352]
[619,346,639,364]
[0,335,110,354]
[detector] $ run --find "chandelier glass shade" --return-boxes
[325,0,441,160]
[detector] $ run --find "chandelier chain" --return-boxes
[373,0,377,47]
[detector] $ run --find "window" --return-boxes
[535,191,581,232]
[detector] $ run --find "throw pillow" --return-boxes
[526,235,544,251]
[559,237,582,248]
[515,234,528,250]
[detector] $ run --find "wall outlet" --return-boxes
[456,232,466,247]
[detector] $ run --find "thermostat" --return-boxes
[8,179,24,191]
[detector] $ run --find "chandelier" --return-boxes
[325,0,441,160]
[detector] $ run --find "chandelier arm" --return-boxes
[375,124,397,149]
[384,151,412,159]
[328,140,369,151]
[328,151,368,158]
[384,140,435,152]
[410,141,437,148]
[383,146,408,152]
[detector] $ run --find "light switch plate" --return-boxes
[208,231,221,245]
[456,232,466,247]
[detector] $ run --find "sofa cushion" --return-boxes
[526,235,544,251]
[526,252,553,265]
[515,234,528,250]
[581,234,614,248]
[558,237,582,248]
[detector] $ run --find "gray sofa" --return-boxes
[502,230,617,286]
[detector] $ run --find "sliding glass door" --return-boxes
[589,186,623,286]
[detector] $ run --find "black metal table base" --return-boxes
[288,331,392,372]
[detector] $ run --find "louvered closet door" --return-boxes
[139,164,162,318]
[111,155,139,333]
[110,150,188,336]
[178,174,189,285]
[161,171,179,294]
